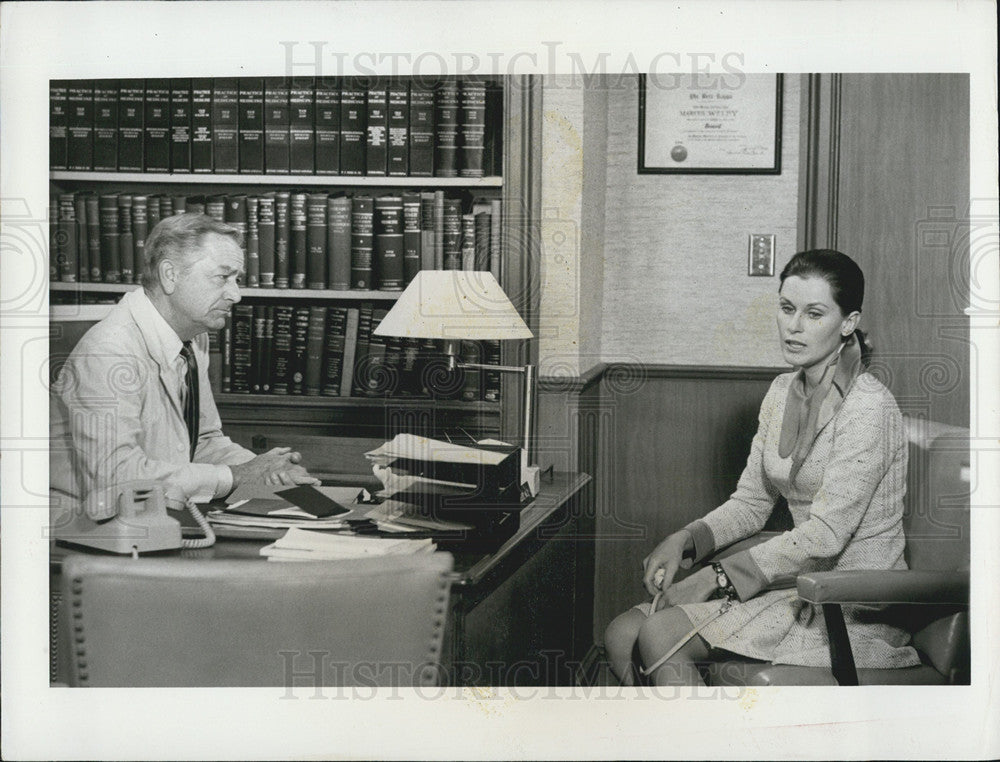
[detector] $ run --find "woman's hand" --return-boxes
[660,566,718,607]
[642,530,694,595]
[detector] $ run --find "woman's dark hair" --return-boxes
[779,249,873,366]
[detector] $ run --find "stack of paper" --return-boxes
[261,527,436,562]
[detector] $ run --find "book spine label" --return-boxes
[408,82,434,177]
[57,194,78,282]
[306,193,328,288]
[143,80,170,172]
[85,194,102,281]
[274,191,290,288]
[118,195,134,284]
[230,305,254,393]
[92,79,118,172]
[321,306,348,396]
[365,82,388,175]
[190,78,214,172]
[251,305,266,393]
[304,304,326,395]
[442,197,461,270]
[314,77,341,175]
[238,78,264,173]
[290,192,308,288]
[132,195,148,283]
[169,78,192,173]
[264,77,291,174]
[246,196,260,287]
[402,192,421,285]
[270,305,294,394]
[50,81,69,171]
[350,196,374,289]
[459,78,486,177]
[212,78,239,173]
[327,196,352,290]
[339,80,366,176]
[261,306,274,393]
[461,213,476,271]
[117,80,145,171]
[67,80,95,171]
[374,196,404,290]
[290,306,311,395]
[387,81,409,176]
[419,192,435,271]
[434,80,459,178]
[289,79,315,174]
[98,194,120,282]
[257,195,276,287]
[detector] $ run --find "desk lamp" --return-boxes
[373,270,536,466]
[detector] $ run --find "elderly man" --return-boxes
[51,213,318,523]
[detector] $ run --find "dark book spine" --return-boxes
[98,193,120,282]
[387,80,409,176]
[117,79,145,171]
[419,192,435,271]
[306,192,327,289]
[482,339,502,402]
[433,190,445,269]
[489,198,502,282]
[245,196,260,287]
[365,81,388,176]
[204,194,224,222]
[339,307,361,397]
[212,78,239,173]
[398,338,423,397]
[408,81,434,177]
[186,194,206,215]
[238,77,264,174]
[434,79,459,178]
[314,76,341,175]
[304,304,326,396]
[251,304,266,393]
[484,81,503,176]
[131,195,148,283]
[274,191,290,288]
[67,80,95,171]
[474,210,490,271]
[351,302,374,396]
[190,78,214,173]
[221,315,232,392]
[459,340,481,402]
[57,193,78,282]
[257,194,276,287]
[290,305,311,395]
[160,196,174,218]
[442,198,462,270]
[374,195,404,290]
[261,306,274,393]
[270,305,294,394]
[92,79,118,172]
[459,78,487,178]
[224,194,248,284]
[289,192,307,289]
[142,79,170,172]
[339,79,366,176]
[169,78,192,173]
[350,195,374,289]
[461,213,475,270]
[402,192,421,285]
[263,77,290,174]
[118,194,134,284]
[147,194,161,235]
[49,80,69,170]
[320,306,348,396]
[361,307,389,397]
[73,193,88,282]
[230,304,254,393]
[208,328,223,395]
[289,78,315,174]
[326,195,352,290]
[383,334,404,397]
[85,194,101,282]
[49,194,58,281]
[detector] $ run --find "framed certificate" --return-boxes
[638,73,783,174]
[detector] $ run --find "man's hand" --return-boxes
[229,447,321,488]
[642,529,695,595]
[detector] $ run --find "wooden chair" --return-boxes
[701,417,970,686]
[60,553,453,687]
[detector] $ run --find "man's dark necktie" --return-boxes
[180,341,200,461]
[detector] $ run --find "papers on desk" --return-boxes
[261,527,436,562]
[365,433,509,467]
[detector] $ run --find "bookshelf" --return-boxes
[49,75,542,446]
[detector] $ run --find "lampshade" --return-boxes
[373,271,533,341]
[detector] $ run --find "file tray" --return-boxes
[386,490,525,551]
[384,441,521,505]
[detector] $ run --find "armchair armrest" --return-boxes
[797,570,969,605]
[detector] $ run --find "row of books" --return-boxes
[214,301,502,403]
[50,77,500,178]
[50,190,502,291]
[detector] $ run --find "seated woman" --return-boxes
[605,249,920,686]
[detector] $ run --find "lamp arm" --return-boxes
[455,362,526,374]
[455,361,536,463]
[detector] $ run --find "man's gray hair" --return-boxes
[139,213,242,290]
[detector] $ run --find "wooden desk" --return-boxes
[50,472,593,687]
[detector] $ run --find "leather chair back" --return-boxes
[62,553,453,687]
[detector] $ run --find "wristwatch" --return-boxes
[711,562,738,601]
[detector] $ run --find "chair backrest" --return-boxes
[61,552,453,687]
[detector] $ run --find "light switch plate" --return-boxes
[748,234,775,276]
